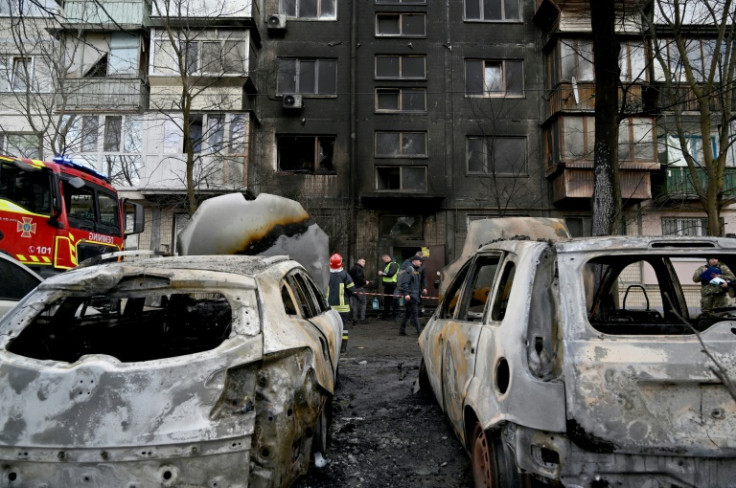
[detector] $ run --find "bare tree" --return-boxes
[148,0,255,215]
[644,0,736,235]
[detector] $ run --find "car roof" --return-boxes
[553,235,736,254]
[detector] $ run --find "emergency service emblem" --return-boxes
[17,217,36,238]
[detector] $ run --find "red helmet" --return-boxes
[329,253,343,270]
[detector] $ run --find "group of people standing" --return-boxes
[324,250,430,346]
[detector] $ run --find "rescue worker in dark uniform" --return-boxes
[326,253,354,352]
[398,254,424,335]
[349,258,369,325]
[378,254,399,320]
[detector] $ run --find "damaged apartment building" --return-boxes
[0,0,734,275]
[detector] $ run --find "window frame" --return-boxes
[465,58,524,97]
[277,57,338,96]
[466,136,528,176]
[375,87,427,112]
[11,56,32,91]
[280,0,337,20]
[374,131,427,158]
[464,0,521,22]
[276,134,336,174]
[375,12,427,37]
[375,54,427,80]
[375,166,427,192]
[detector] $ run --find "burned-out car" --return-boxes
[418,233,736,487]
[0,254,341,487]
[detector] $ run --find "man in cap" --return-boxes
[397,253,425,335]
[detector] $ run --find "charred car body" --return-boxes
[0,254,341,487]
[418,230,736,487]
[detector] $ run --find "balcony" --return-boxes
[644,83,724,113]
[60,77,150,111]
[547,82,643,117]
[549,162,658,203]
[61,0,151,28]
[660,167,736,199]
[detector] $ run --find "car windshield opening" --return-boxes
[8,292,233,362]
[585,254,736,335]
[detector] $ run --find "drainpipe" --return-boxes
[348,0,358,264]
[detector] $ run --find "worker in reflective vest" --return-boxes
[378,254,399,320]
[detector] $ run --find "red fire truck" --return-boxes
[0,154,143,275]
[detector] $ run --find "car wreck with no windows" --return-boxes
[418,229,736,488]
[0,254,341,487]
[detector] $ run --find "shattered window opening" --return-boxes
[585,254,736,335]
[277,135,335,173]
[8,291,234,363]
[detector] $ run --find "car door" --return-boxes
[282,271,340,392]
[0,254,42,318]
[440,253,503,432]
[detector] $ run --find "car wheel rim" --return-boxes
[472,423,493,488]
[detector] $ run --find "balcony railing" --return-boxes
[550,165,654,202]
[59,77,150,110]
[547,82,643,116]
[663,167,736,198]
[61,0,151,26]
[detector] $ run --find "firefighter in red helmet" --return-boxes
[326,253,354,352]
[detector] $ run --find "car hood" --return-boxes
[0,335,261,448]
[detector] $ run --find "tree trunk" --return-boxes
[590,0,622,236]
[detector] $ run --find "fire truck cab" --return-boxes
[0,155,144,275]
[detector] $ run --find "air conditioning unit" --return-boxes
[282,94,303,110]
[267,14,286,31]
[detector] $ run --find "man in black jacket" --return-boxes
[398,254,424,335]
[349,258,370,325]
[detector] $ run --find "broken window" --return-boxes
[465,59,523,96]
[458,255,502,322]
[440,261,471,319]
[277,58,337,96]
[11,56,30,91]
[281,0,336,19]
[277,135,335,173]
[464,0,519,20]
[188,115,203,153]
[559,39,594,82]
[583,254,735,335]
[104,116,122,152]
[375,88,427,112]
[81,115,99,152]
[375,166,427,191]
[380,215,423,237]
[491,260,515,321]
[466,136,527,176]
[375,54,426,79]
[375,13,426,37]
[9,291,235,363]
[375,131,427,157]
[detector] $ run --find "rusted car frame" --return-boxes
[419,233,736,487]
[0,255,341,488]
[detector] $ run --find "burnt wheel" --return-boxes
[471,423,523,488]
[314,395,333,454]
[417,358,432,397]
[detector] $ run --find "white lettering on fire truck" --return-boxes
[89,232,115,244]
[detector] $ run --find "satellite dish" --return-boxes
[572,76,579,105]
